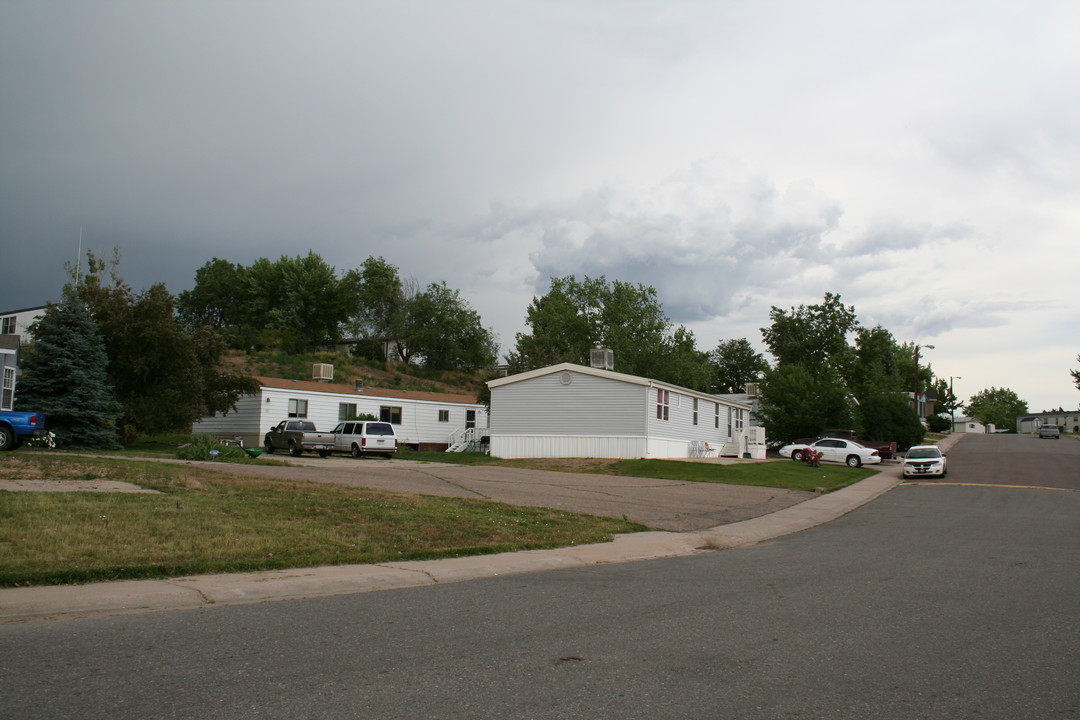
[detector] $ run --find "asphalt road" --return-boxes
[1,435,1077,719]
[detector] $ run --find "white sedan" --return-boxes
[902,445,948,478]
[778,438,882,467]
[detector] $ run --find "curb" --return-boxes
[2,441,963,624]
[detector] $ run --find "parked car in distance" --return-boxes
[778,438,882,467]
[331,420,398,457]
[792,429,898,460]
[903,445,948,478]
[1038,424,1060,439]
[264,420,337,457]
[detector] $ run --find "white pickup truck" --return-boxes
[263,420,337,457]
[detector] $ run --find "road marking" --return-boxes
[903,481,1078,492]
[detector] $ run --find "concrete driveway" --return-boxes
[194,456,814,532]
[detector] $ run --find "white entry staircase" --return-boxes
[446,426,484,452]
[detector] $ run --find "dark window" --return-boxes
[380,406,402,425]
[365,422,395,436]
[438,410,450,422]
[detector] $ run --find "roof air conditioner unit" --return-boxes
[745,382,760,398]
[590,348,614,371]
[312,363,334,382]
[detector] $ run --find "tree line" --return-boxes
[14,246,1051,448]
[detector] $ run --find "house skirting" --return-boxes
[489,434,702,460]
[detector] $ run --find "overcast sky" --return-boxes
[2,0,1078,414]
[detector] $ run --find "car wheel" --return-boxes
[263,438,275,454]
[846,455,862,468]
[0,427,15,451]
[289,441,302,457]
[792,450,804,461]
[351,443,361,458]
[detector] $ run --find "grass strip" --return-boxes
[0,455,644,587]
[609,459,877,492]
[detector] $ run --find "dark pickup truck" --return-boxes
[0,410,47,451]
[263,420,337,457]
[793,429,898,460]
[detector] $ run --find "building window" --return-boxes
[692,398,698,426]
[656,389,669,421]
[380,405,403,425]
[288,399,308,418]
[735,409,745,432]
[714,403,720,429]
[438,410,450,422]
[1,317,15,334]
[338,403,357,421]
[2,367,13,410]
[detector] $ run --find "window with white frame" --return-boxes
[338,403,357,421]
[1,317,15,334]
[288,398,308,418]
[2,367,13,410]
[380,405,403,424]
[692,398,698,425]
[735,409,745,431]
[714,403,720,429]
[656,389,669,421]
[438,409,450,422]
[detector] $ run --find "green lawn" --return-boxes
[0,454,644,587]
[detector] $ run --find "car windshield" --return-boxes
[907,447,941,459]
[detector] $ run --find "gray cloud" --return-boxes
[2,0,1078,412]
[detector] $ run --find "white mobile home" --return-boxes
[486,363,752,459]
[194,376,488,451]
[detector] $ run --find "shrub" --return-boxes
[926,414,952,433]
[175,434,253,462]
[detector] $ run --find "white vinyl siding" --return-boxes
[194,385,487,448]
[489,371,646,437]
[487,363,750,459]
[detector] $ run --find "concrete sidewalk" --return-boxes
[0,436,962,624]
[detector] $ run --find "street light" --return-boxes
[950,376,962,432]
[914,344,935,420]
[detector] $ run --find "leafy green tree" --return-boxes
[761,292,858,379]
[510,275,670,377]
[857,393,925,450]
[177,258,246,329]
[345,256,409,343]
[652,326,712,391]
[1071,355,1079,392]
[849,326,909,397]
[250,253,351,351]
[930,376,962,420]
[14,288,122,449]
[76,251,259,437]
[708,338,769,393]
[181,252,354,351]
[756,364,856,444]
[966,387,1028,431]
[397,282,498,371]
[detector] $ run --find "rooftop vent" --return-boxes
[313,363,334,382]
[354,380,364,392]
[590,348,614,371]
[745,382,760,399]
